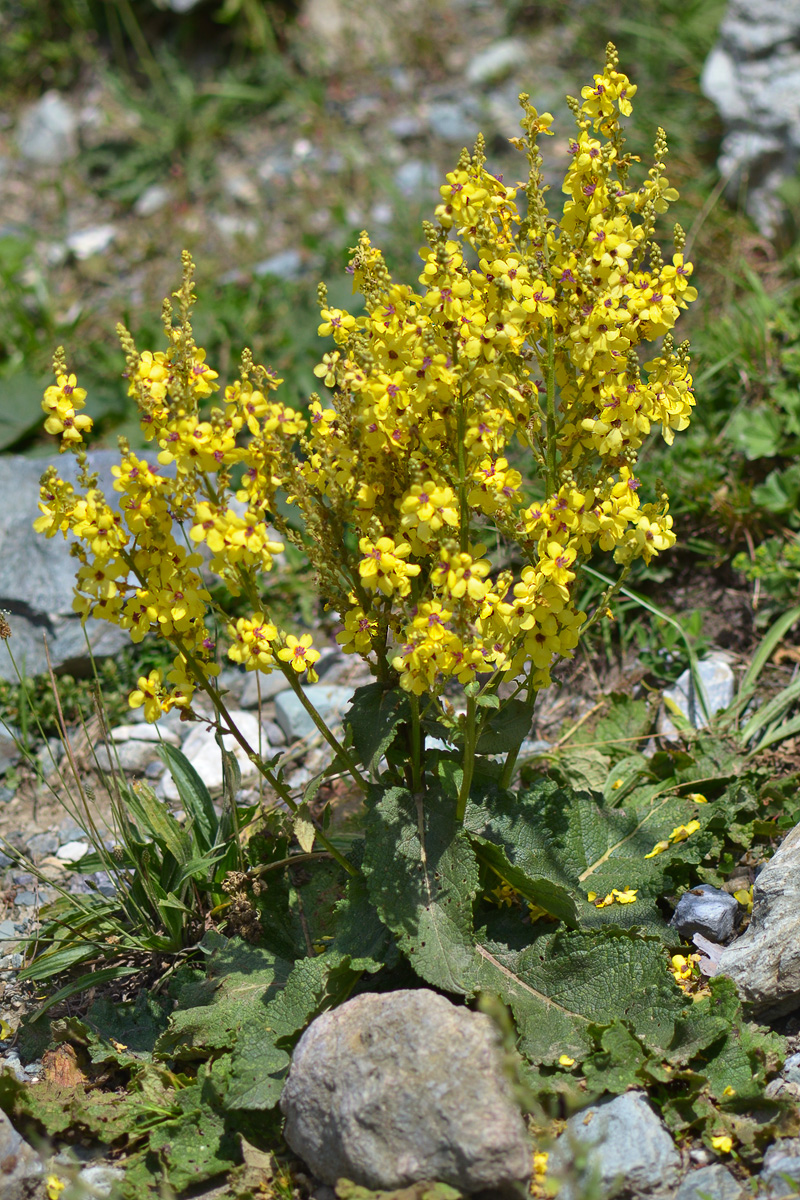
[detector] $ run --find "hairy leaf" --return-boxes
[345,683,411,773]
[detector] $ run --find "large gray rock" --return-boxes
[717,821,800,1017]
[547,1091,680,1200]
[0,1105,43,1199]
[675,1163,744,1200]
[701,0,800,236]
[280,988,531,1195]
[670,884,740,943]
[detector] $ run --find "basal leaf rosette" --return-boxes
[34,43,696,735]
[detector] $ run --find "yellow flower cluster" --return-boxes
[35,45,696,721]
[644,819,700,859]
[586,885,638,907]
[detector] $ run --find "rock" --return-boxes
[783,1052,800,1083]
[95,740,160,773]
[659,654,735,736]
[110,722,180,746]
[465,38,529,86]
[547,1091,680,1200]
[56,841,90,863]
[252,249,304,281]
[760,1137,800,1196]
[0,452,142,681]
[280,988,531,1195]
[76,1164,126,1196]
[0,725,22,775]
[394,159,440,198]
[66,225,117,260]
[133,183,171,217]
[262,719,286,747]
[670,884,740,943]
[16,91,78,164]
[425,100,479,144]
[161,711,266,800]
[0,920,18,942]
[24,831,59,860]
[716,821,800,1016]
[240,670,291,707]
[701,0,800,236]
[675,1163,745,1200]
[274,684,353,742]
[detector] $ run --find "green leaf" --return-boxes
[345,683,411,773]
[154,933,291,1060]
[582,1021,648,1094]
[473,928,685,1063]
[552,744,611,793]
[363,786,479,995]
[475,698,533,754]
[0,373,49,450]
[146,1074,239,1193]
[156,743,219,852]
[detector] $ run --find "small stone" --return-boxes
[670,884,740,943]
[274,684,353,743]
[0,919,18,941]
[262,720,286,747]
[24,831,59,860]
[0,725,22,775]
[465,38,528,86]
[253,249,303,280]
[425,100,478,144]
[95,741,160,773]
[760,1137,800,1195]
[66,225,117,260]
[240,671,291,707]
[675,1163,745,1200]
[56,841,91,863]
[76,1164,126,1196]
[783,1052,800,1084]
[717,820,800,1016]
[547,1091,680,1200]
[394,159,439,198]
[110,723,180,745]
[161,711,266,800]
[16,91,78,164]
[144,759,165,780]
[281,988,530,1195]
[133,183,170,217]
[659,654,735,736]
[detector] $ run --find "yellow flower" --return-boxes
[533,1151,549,1177]
[686,792,707,803]
[128,669,166,723]
[711,1134,733,1155]
[46,1176,66,1199]
[558,1054,576,1067]
[277,634,321,679]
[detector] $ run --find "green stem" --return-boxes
[544,318,557,495]
[410,692,423,793]
[279,666,367,794]
[500,673,537,790]
[456,695,478,822]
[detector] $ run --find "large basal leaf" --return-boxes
[472,927,686,1064]
[363,786,479,995]
[154,932,291,1060]
[475,698,534,754]
[224,951,377,1112]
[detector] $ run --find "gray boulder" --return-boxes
[547,1091,680,1200]
[274,683,353,742]
[0,1105,42,1199]
[701,0,800,236]
[280,988,531,1195]
[675,1164,745,1200]
[670,885,740,943]
[716,821,800,1017]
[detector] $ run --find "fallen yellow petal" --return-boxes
[645,840,669,859]
[558,1054,576,1067]
[711,1134,733,1154]
[687,792,708,803]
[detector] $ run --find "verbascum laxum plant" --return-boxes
[35,44,696,831]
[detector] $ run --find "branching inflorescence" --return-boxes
[35,45,696,811]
